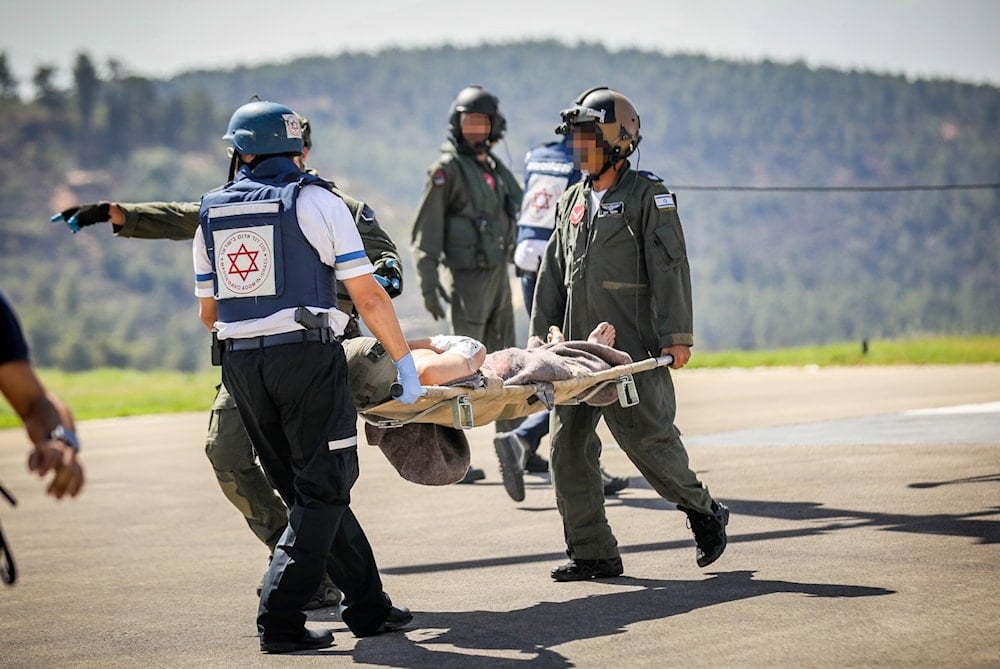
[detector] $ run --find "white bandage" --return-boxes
[429,335,485,373]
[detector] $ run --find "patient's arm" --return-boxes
[408,335,487,385]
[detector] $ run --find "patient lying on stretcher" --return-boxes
[354,323,629,486]
[345,322,629,410]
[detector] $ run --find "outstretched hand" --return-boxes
[50,202,111,234]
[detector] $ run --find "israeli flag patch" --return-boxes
[654,193,676,210]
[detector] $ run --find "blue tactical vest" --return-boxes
[515,138,581,245]
[199,157,337,323]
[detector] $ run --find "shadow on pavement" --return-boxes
[341,571,893,668]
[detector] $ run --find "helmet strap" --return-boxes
[593,132,623,179]
[227,150,240,183]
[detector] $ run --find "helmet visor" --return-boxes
[563,103,606,124]
[556,103,607,136]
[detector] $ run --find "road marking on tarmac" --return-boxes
[905,401,1000,416]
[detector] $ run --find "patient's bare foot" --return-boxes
[588,321,616,347]
[547,325,566,344]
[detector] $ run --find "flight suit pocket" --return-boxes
[653,223,684,263]
[443,216,480,270]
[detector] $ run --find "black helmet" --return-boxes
[556,86,641,161]
[448,85,507,148]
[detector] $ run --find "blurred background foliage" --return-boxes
[1,42,997,371]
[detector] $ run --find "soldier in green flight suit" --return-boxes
[411,85,523,483]
[51,117,400,608]
[530,87,730,581]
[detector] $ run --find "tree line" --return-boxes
[0,42,997,371]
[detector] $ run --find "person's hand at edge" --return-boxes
[28,438,84,499]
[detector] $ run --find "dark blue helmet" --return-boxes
[223,101,303,156]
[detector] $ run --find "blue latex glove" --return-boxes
[392,352,422,404]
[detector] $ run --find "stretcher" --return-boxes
[360,354,674,430]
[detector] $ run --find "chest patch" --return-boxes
[569,202,586,225]
[598,201,624,217]
[483,172,496,190]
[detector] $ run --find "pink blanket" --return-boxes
[484,340,633,406]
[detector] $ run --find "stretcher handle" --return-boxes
[390,383,429,399]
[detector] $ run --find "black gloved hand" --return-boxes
[422,291,446,320]
[50,202,111,234]
[373,258,403,298]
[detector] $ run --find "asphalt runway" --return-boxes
[0,364,997,668]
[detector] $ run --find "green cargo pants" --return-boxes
[549,366,714,561]
[448,264,521,433]
[206,383,349,600]
[205,383,288,551]
[205,336,401,539]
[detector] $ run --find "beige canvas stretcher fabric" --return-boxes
[361,355,675,430]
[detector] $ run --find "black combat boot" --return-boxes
[550,556,624,581]
[678,500,730,567]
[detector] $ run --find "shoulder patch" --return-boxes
[431,168,447,187]
[654,193,676,210]
[638,170,663,183]
[359,204,376,223]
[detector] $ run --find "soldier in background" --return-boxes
[410,85,523,485]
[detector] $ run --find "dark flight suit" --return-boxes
[530,162,716,562]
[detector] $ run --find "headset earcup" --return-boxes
[490,112,507,143]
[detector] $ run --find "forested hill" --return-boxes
[1,41,997,371]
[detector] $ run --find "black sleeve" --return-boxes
[0,290,30,365]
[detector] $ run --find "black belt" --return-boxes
[224,328,334,351]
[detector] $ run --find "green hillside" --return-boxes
[1,42,997,371]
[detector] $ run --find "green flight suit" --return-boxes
[410,141,522,354]
[529,163,715,562]
[115,184,401,553]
